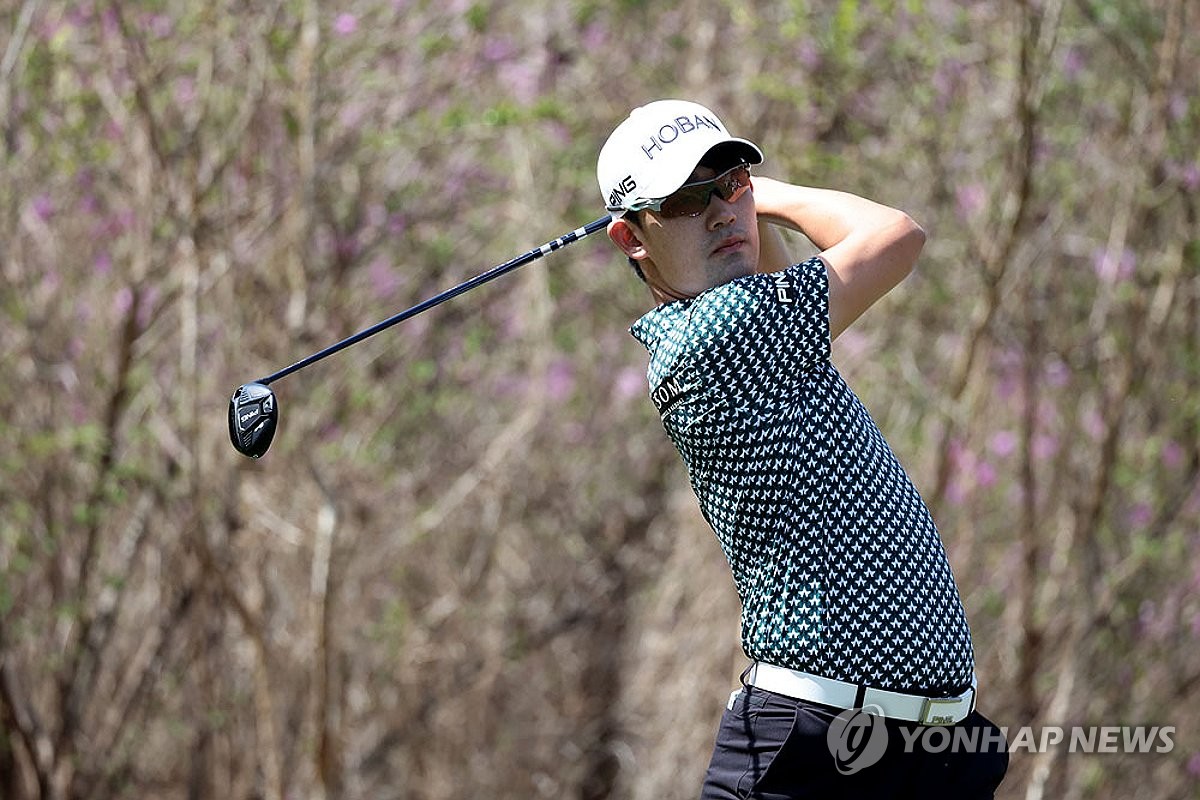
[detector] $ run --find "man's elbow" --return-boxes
[894,213,926,278]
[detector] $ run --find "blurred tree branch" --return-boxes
[0,0,39,156]
[930,0,1060,509]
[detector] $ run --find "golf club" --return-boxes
[229,216,611,458]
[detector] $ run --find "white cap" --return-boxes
[597,99,763,220]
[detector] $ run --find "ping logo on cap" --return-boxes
[641,114,724,160]
[608,176,637,210]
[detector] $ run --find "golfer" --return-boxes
[598,100,1008,798]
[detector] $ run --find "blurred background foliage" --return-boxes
[1,0,1197,798]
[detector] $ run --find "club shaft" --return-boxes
[256,216,610,386]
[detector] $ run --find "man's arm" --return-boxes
[752,176,925,341]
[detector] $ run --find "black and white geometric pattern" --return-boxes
[630,257,974,692]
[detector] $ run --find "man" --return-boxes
[597,100,1008,798]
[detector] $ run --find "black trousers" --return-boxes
[700,686,1009,800]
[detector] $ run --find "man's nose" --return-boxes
[706,194,737,229]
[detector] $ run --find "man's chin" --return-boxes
[708,254,756,286]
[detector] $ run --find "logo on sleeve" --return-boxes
[772,273,795,304]
[650,374,692,416]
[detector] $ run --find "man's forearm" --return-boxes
[753,177,918,251]
[752,176,925,339]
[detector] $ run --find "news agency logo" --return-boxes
[824,710,1177,774]
[827,704,888,774]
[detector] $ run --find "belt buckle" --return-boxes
[919,696,962,726]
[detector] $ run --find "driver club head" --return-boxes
[229,382,278,458]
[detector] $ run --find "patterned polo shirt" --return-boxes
[630,257,974,692]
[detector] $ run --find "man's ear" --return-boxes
[607,218,648,261]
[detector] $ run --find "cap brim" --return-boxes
[705,139,764,169]
[633,137,764,203]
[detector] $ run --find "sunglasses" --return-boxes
[633,163,752,218]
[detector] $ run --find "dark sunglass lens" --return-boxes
[659,187,708,218]
[658,165,750,218]
[713,166,749,203]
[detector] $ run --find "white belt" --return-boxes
[743,662,977,726]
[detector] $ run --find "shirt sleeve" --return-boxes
[684,257,830,410]
[762,256,831,365]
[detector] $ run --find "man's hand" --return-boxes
[752,176,925,341]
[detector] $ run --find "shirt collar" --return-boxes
[629,300,691,350]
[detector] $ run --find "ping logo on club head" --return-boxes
[826,704,888,775]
